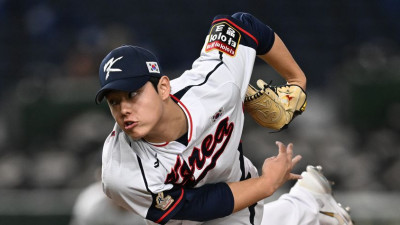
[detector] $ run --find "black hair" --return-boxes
[149,76,161,93]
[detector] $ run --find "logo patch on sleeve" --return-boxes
[155,192,174,211]
[206,22,241,56]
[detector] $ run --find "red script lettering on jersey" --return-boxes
[165,117,234,187]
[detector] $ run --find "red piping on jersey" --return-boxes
[170,94,193,143]
[212,18,259,46]
[155,187,184,224]
[143,138,169,147]
[151,142,169,147]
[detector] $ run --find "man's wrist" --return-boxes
[257,176,277,198]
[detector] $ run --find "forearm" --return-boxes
[171,183,234,221]
[170,142,300,221]
[229,142,302,213]
[173,177,276,219]
[171,177,277,220]
[228,176,276,213]
[258,33,307,90]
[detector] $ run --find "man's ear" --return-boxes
[157,76,171,100]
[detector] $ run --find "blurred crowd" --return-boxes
[0,0,399,196]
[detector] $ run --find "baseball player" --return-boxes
[95,12,353,225]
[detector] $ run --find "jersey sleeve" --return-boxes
[209,12,275,56]
[146,183,234,224]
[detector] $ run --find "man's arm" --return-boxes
[258,33,307,90]
[228,141,302,212]
[230,12,306,90]
[168,142,301,221]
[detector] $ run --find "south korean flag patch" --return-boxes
[206,22,241,56]
[147,61,160,73]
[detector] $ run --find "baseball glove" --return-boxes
[244,79,307,130]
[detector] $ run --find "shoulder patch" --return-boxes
[155,192,174,211]
[206,22,241,56]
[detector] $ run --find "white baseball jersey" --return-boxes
[102,13,275,225]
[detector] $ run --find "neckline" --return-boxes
[170,94,193,143]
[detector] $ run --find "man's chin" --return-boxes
[127,133,143,141]
[130,136,142,141]
[123,130,144,141]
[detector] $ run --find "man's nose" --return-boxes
[120,100,132,115]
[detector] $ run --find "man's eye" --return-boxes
[109,100,118,105]
[129,91,138,98]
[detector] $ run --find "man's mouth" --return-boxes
[124,121,137,130]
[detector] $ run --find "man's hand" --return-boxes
[260,141,302,193]
[228,141,302,213]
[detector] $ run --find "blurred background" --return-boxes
[0,0,399,224]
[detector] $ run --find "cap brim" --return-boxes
[95,76,150,104]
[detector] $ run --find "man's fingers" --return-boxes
[286,143,293,158]
[275,141,286,154]
[289,173,302,180]
[292,155,302,166]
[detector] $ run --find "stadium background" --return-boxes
[0,0,399,224]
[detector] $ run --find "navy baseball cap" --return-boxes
[95,45,163,104]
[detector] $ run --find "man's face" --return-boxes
[106,82,163,140]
